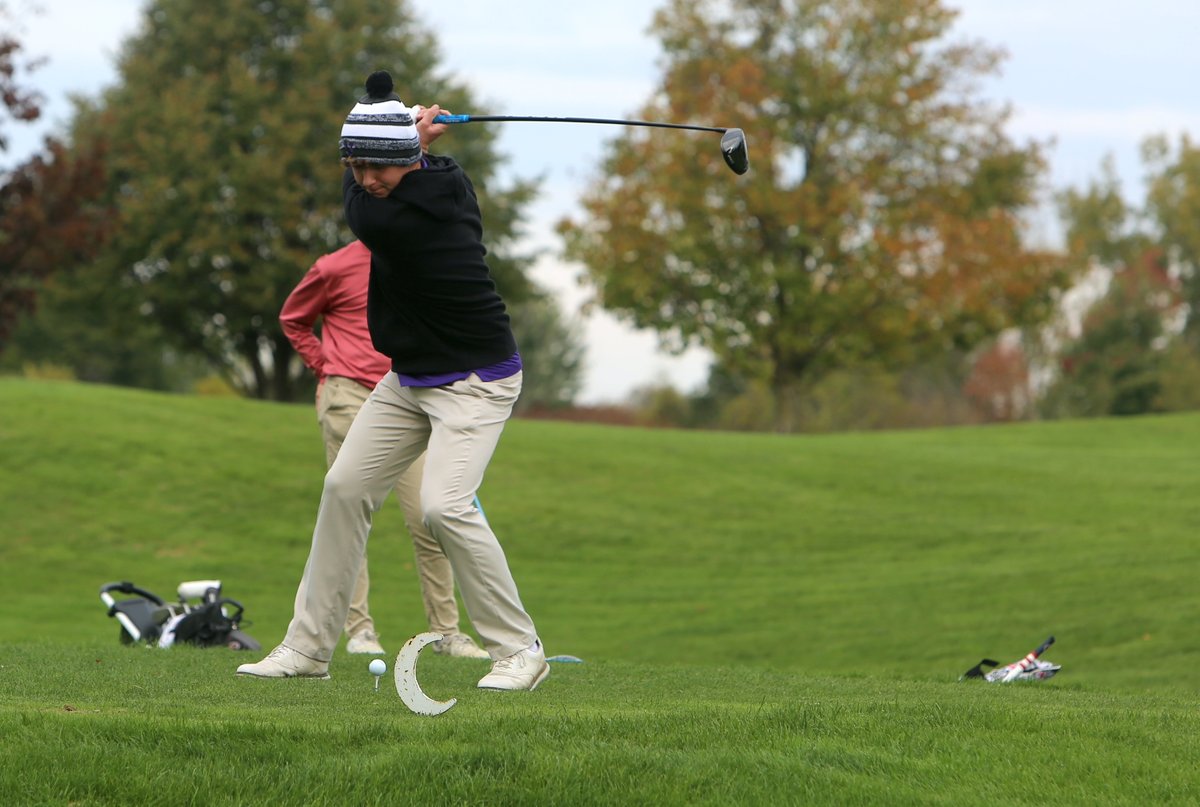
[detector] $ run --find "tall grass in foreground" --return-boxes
[2,643,1197,805]
[1,379,1198,804]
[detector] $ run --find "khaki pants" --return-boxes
[285,371,536,662]
[315,376,463,639]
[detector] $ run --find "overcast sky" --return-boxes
[6,0,1199,402]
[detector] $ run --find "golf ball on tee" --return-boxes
[368,659,386,676]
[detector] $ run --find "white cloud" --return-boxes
[1011,105,1200,142]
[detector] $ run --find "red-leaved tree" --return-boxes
[0,138,112,350]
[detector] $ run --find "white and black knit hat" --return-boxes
[339,70,422,166]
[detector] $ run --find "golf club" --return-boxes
[431,113,749,175]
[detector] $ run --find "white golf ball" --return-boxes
[368,659,386,676]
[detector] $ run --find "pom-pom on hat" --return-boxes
[339,70,422,166]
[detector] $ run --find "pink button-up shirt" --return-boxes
[279,240,391,390]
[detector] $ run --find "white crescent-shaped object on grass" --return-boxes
[394,632,457,716]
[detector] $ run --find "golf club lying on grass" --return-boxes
[431,113,750,175]
[960,635,1060,683]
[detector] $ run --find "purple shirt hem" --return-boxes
[396,352,522,387]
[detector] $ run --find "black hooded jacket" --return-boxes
[342,156,517,375]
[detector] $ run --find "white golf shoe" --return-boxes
[431,633,490,659]
[477,640,549,691]
[236,645,330,679]
[346,630,385,655]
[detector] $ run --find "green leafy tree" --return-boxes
[1143,135,1200,347]
[1040,138,1200,418]
[1156,341,1200,411]
[1039,251,1179,418]
[508,292,585,412]
[68,0,537,400]
[560,0,1070,431]
[1056,157,1149,272]
[629,382,693,428]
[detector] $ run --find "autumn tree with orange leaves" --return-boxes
[561,0,1073,431]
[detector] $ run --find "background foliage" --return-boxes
[1,0,579,404]
[561,0,1070,431]
[1,0,1198,428]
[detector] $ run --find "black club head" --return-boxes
[720,128,749,175]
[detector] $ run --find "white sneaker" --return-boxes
[432,633,490,659]
[346,630,385,655]
[236,645,330,679]
[477,641,549,691]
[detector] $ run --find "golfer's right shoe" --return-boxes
[236,645,330,679]
[477,640,549,691]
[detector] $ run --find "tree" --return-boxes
[507,292,585,413]
[1143,135,1200,347]
[1039,250,1181,418]
[963,340,1030,422]
[560,0,1070,431]
[0,1,43,154]
[1038,139,1200,419]
[0,5,177,380]
[0,0,46,341]
[70,0,538,400]
[0,138,111,354]
[1056,156,1148,272]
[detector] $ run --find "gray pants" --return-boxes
[285,371,537,662]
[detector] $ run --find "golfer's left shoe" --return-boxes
[346,629,385,655]
[236,645,330,679]
[477,640,549,691]
[432,632,491,659]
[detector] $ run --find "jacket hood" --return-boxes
[388,156,468,221]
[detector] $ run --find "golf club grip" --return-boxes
[431,114,727,134]
[1032,636,1055,658]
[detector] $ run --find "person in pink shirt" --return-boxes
[278,239,489,659]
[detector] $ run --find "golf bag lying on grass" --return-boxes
[99,580,261,651]
[960,635,1061,683]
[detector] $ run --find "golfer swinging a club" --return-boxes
[238,70,548,691]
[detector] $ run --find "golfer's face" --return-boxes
[353,163,412,197]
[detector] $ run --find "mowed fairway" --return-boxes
[2,378,1198,805]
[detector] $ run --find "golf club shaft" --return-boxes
[433,113,729,134]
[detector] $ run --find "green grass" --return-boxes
[3,644,1197,806]
[2,378,1198,804]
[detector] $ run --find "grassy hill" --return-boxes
[2,378,1197,804]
